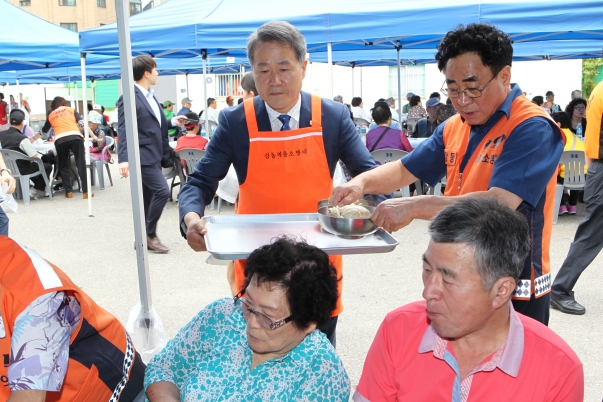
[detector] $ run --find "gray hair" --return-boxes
[385,97,395,107]
[428,198,530,290]
[247,20,307,66]
[333,95,343,103]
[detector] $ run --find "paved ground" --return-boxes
[5,160,602,401]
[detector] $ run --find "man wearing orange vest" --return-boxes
[331,24,565,326]
[0,236,145,401]
[178,21,379,347]
[551,73,603,315]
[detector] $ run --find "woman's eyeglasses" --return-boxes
[234,294,292,330]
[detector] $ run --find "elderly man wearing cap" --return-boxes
[401,92,414,114]
[226,96,235,107]
[163,100,178,137]
[544,91,561,114]
[413,97,442,138]
[177,97,193,116]
[87,111,109,163]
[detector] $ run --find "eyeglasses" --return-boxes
[574,106,586,111]
[234,294,292,330]
[441,70,500,99]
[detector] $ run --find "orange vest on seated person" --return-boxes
[0,237,143,401]
[49,106,82,141]
[233,95,344,316]
[442,95,565,300]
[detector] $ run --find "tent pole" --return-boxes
[202,50,209,136]
[6,83,10,113]
[115,0,154,327]
[16,79,19,111]
[351,63,355,97]
[185,71,189,96]
[91,78,96,105]
[74,80,79,113]
[396,44,402,118]
[327,42,333,98]
[80,54,94,215]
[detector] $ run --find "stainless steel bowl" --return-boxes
[317,199,379,239]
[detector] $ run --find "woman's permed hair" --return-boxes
[243,237,339,331]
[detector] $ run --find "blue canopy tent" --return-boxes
[77,0,603,359]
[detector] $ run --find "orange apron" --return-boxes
[234,95,344,316]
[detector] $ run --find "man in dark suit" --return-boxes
[117,55,184,253]
[177,20,378,348]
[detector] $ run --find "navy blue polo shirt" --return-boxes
[402,84,564,208]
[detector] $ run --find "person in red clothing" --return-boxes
[174,112,208,153]
[0,92,9,130]
[354,198,583,402]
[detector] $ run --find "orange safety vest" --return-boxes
[48,106,82,141]
[0,237,143,401]
[233,95,344,316]
[442,95,565,299]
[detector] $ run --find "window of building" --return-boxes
[130,1,142,15]
[97,0,106,7]
[216,74,244,98]
[389,65,426,99]
[60,23,78,32]
[20,0,31,6]
[59,0,76,5]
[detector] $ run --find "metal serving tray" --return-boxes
[202,213,399,260]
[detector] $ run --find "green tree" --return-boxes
[582,58,603,99]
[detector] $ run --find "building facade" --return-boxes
[7,0,157,32]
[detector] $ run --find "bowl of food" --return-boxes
[317,199,379,239]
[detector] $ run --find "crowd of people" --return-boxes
[1,16,601,402]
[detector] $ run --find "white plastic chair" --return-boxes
[554,150,587,224]
[404,118,419,137]
[370,148,422,197]
[176,148,216,209]
[1,149,53,205]
[88,136,114,190]
[207,121,218,139]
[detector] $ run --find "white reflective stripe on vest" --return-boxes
[249,132,323,142]
[19,243,63,289]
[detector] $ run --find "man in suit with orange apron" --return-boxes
[178,20,378,346]
[330,24,565,326]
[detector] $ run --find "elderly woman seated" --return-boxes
[144,238,350,401]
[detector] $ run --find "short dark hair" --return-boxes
[241,72,258,95]
[9,109,25,126]
[207,97,215,107]
[371,102,392,125]
[87,103,93,112]
[0,93,4,100]
[435,24,513,74]
[409,95,421,107]
[565,98,587,117]
[50,96,68,111]
[436,105,455,123]
[243,237,339,330]
[428,198,530,290]
[132,55,157,81]
[429,92,441,99]
[551,112,571,129]
[238,98,244,105]
[531,96,544,106]
[351,97,362,107]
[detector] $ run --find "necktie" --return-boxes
[277,114,291,131]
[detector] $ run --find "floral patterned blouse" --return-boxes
[8,291,81,391]
[145,298,350,401]
[407,105,428,119]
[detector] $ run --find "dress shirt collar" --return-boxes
[134,82,154,98]
[264,94,302,129]
[418,302,524,377]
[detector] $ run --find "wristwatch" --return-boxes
[0,168,11,175]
